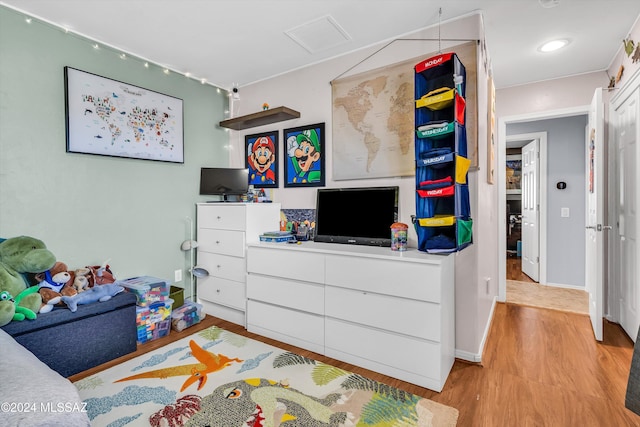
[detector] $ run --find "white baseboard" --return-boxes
[455,296,498,364]
[455,349,482,363]
[543,281,586,291]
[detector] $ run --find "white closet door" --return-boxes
[521,138,539,282]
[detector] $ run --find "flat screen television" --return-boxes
[200,167,249,201]
[314,186,399,247]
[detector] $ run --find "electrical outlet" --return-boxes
[174,269,182,283]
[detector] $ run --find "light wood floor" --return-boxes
[506,256,535,283]
[70,304,640,426]
[505,256,590,315]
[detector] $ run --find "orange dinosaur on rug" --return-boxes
[115,339,243,392]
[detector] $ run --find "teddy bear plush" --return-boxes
[37,263,115,313]
[0,236,56,327]
[36,261,79,314]
[73,267,91,293]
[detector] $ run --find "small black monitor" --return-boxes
[200,168,249,201]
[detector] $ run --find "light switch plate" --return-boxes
[561,207,570,218]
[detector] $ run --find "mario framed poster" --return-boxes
[284,123,325,188]
[245,131,279,188]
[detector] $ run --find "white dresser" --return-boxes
[246,241,455,392]
[196,202,280,326]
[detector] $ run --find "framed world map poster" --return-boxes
[331,41,477,180]
[65,67,184,163]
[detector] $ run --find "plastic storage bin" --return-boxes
[136,299,173,343]
[171,301,203,332]
[390,222,409,252]
[118,276,170,307]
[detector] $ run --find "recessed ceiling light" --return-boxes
[539,0,560,8]
[539,39,569,52]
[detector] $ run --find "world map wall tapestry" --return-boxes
[331,41,477,180]
[64,67,184,163]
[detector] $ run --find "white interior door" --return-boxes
[616,87,640,341]
[521,138,539,282]
[585,88,605,341]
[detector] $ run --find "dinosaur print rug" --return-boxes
[74,325,458,426]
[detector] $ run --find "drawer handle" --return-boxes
[215,240,220,244]
[216,265,221,269]
[362,292,367,295]
[216,289,220,293]
[217,216,222,220]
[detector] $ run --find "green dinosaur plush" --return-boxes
[0,236,56,327]
[0,290,37,321]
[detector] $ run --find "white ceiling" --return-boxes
[2,0,639,91]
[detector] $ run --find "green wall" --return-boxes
[0,6,229,296]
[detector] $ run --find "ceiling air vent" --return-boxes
[285,15,351,54]
[539,0,560,8]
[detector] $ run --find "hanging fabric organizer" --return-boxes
[413,52,473,253]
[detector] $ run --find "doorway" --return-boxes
[505,133,545,284]
[498,107,589,304]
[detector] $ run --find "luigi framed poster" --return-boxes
[283,123,325,188]
[245,131,279,188]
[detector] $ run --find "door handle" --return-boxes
[586,224,613,231]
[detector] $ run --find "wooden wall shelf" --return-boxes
[219,106,300,130]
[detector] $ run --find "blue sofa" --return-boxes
[1,291,137,377]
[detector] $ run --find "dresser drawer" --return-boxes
[247,274,324,315]
[196,252,246,283]
[197,205,246,231]
[325,286,440,341]
[197,229,245,257]
[325,318,443,381]
[325,255,442,303]
[247,246,324,284]
[247,300,324,350]
[198,299,245,326]
[198,277,245,310]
